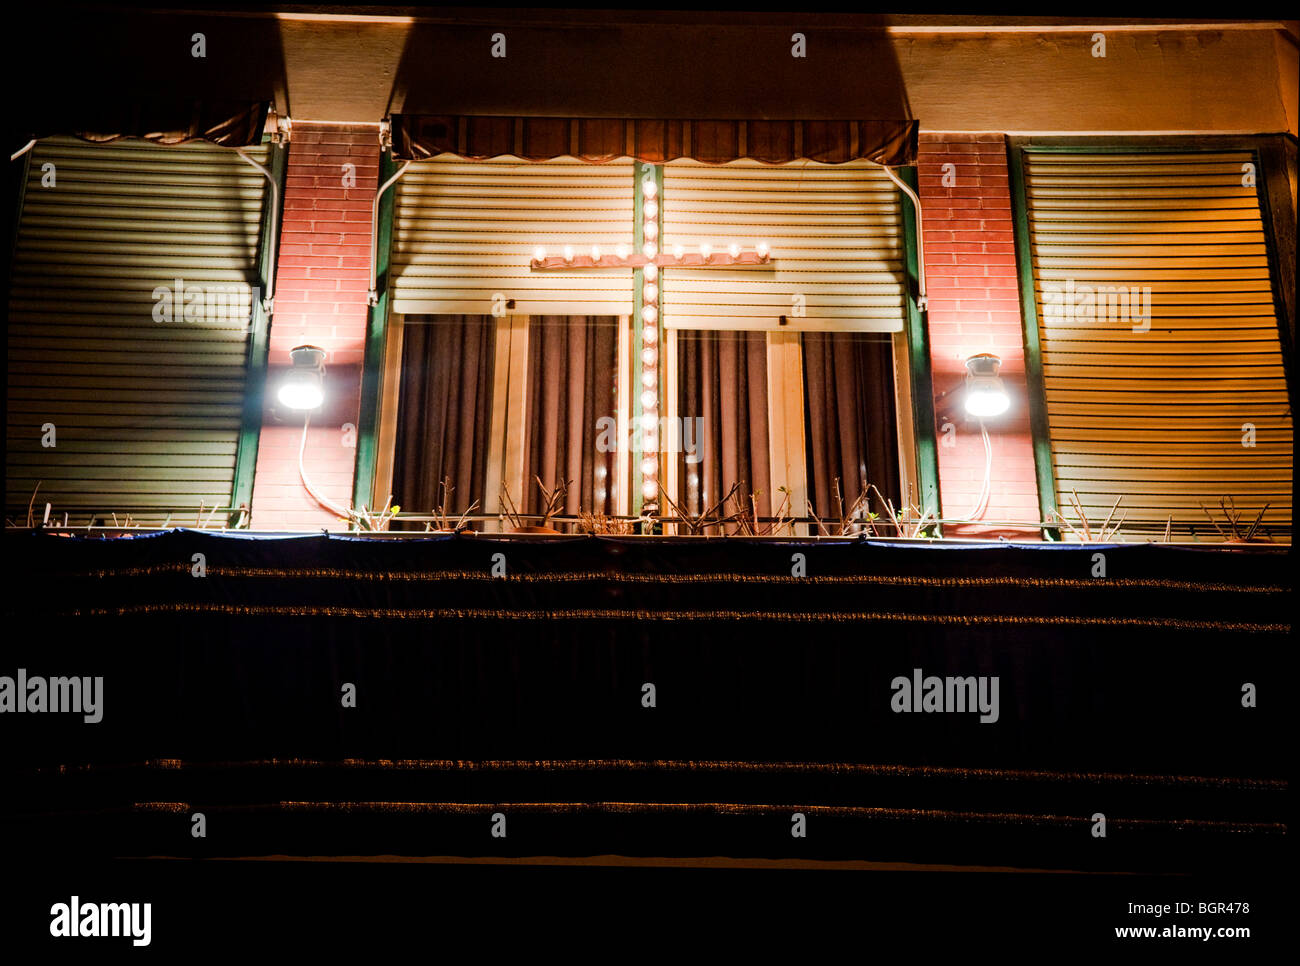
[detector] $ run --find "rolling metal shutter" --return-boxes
[7,136,270,527]
[1024,150,1292,539]
[661,160,907,331]
[390,156,634,316]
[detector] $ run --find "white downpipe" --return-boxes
[235,146,280,315]
[11,139,37,162]
[881,164,928,313]
[369,161,412,306]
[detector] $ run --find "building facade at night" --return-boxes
[8,11,1294,541]
[3,8,1293,907]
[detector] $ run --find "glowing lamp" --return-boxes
[964,353,1010,418]
[278,345,326,411]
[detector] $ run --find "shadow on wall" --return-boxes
[386,13,912,124]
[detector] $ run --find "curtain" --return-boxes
[521,316,619,517]
[802,332,900,520]
[675,330,771,525]
[391,315,496,527]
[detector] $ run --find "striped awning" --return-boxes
[390,116,917,166]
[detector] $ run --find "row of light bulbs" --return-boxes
[532,173,772,505]
[533,241,771,262]
[640,171,661,502]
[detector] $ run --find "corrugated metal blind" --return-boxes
[661,160,906,331]
[390,156,634,315]
[1025,150,1292,540]
[7,137,270,527]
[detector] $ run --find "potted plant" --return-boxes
[500,477,571,534]
[425,477,479,533]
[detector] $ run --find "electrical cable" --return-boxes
[965,418,993,521]
[298,413,352,520]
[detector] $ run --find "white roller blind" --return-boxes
[1024,150,1292,540]
[390,156,635,316]
[6,137,270,527]
[661,159,907,332]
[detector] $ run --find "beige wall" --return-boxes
[896,28,1297,136]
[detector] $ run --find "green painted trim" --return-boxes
[1006,137,1275,154]
[1248,141,1296,408]
[897,166,941,533]
[230,135,287,527]
[353,148,398,514]
[1006,139,1061,540]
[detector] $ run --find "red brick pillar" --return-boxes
[249,123,380,530]
[917,134,1042,539]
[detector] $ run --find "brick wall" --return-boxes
[917,134,1042,539]
[249,123,380,530]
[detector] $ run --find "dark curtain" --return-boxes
[7,531,1288,868]
[676,330,771,524]
[391,116,918,167]
[802,332,901,519]
[522,316,619,517]
[391,315,496,527]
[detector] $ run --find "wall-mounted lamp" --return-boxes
[964,353,1009,418]
[279,345,327,411]
[283,344,352,522]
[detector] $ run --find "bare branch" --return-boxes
[1199,503,1229,539]
[1244,503,1270,542]
[26,483,42,528]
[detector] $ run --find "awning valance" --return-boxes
[17,101,271,154]
[386,22,916,166]
[390,116,918,166]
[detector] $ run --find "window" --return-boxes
[376,155,926,531]
[380,157,634,527]
[660,160,910,532]
[6,137,277,527]
[1012,141,1293,542]
[389,313,623,527]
